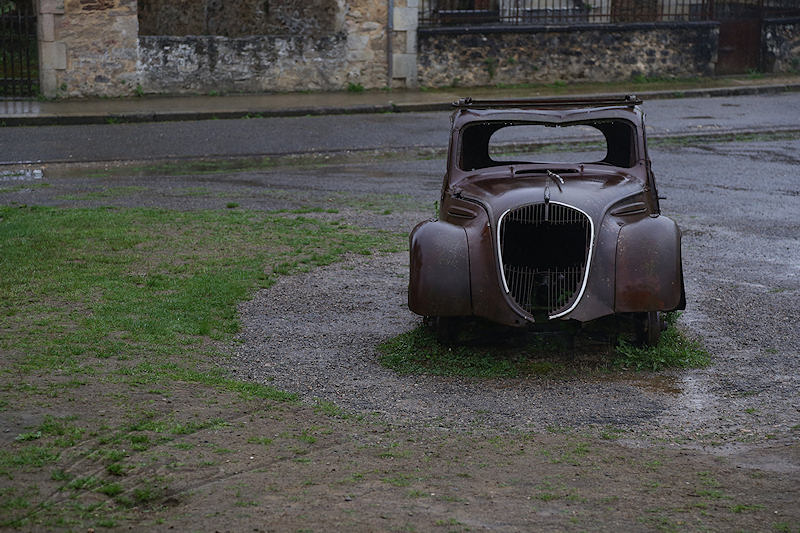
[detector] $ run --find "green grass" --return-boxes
[377,325,523,378]
[0,205,401,379]
[0,203,405,526]
[731,503,765,513]
[378,313,708,377]
[631,74,699,84]
[346,82,365,93]
[614,313,710,371]
[0,446,60,470]
[313,399,349,418]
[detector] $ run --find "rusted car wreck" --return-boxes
[408,96,685,345]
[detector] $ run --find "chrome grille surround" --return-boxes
[497,202,594,320]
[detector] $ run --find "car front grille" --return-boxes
[498,202,592,318]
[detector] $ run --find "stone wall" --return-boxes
[137,0,341,37]
[37,1,735,97]
[391,0,418,88]
[36,0,387,97]
[763,18,800,74]
[140,34,350,93]
[418,22,719,87]
[138,0,388,94]
[39,0,141,97]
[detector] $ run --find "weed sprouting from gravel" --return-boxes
[614,313,710,371]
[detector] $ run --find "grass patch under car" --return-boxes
[614,313,710,371]
[378,312,708,378]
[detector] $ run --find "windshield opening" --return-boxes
[459,120,637,171]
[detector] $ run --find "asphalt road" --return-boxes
[1,92,800,165]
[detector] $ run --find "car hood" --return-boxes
[454,166,645,222]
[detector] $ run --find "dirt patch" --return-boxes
[1,140,799,530]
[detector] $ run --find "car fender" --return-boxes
[615,215,684,312]
[408,220,472,317]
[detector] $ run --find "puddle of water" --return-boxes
[705,442,800,473]
[0,168,43,182]
[593,373,683,396]
[678,373,713,411]
[629,374,683,395]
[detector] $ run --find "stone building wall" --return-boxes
[763,18,800,74]
[38,0,141,97]
[37,0,388,97]
[137,0,341,37]
[139,34,350,93]
[139,0,388,94]
[36,1,738,98]
[391,0,418,88]
[417,22,719,87]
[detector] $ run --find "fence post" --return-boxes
[390,0,419,88]
[37,0,66,97]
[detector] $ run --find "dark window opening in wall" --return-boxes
[762,0,800,18]
[610,0,659,22]
[0,0,38,97]
[418,0,766,27]
[420,0,800,27]
[428,0,502,25]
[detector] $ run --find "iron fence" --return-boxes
[419,0,800,27]
[1,0,38,97]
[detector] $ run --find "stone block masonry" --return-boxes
[763,18,800,74]
[138,0,342,37]
[37,1,794,98]
[140,34,351,94]
[391,0,419,88]
[38,0,389,97]
[138,0,388,95]
[418,22,719,88]
[39,0,141,97]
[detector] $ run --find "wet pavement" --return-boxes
[2,92,800,166]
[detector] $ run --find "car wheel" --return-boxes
[434,317,459,344]
[636,311,663,347]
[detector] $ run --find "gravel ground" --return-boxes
[4,139,797,467]
[232,139,800,470]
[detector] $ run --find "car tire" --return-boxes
[635,311,663,347]
[434,317,459,344]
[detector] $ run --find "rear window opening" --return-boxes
[460,120,637,171]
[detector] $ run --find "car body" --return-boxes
[408,96,685,345]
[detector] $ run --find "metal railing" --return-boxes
[419,0,800,27]
[0,0,38,98]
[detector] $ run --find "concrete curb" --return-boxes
[1,83,799,127]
